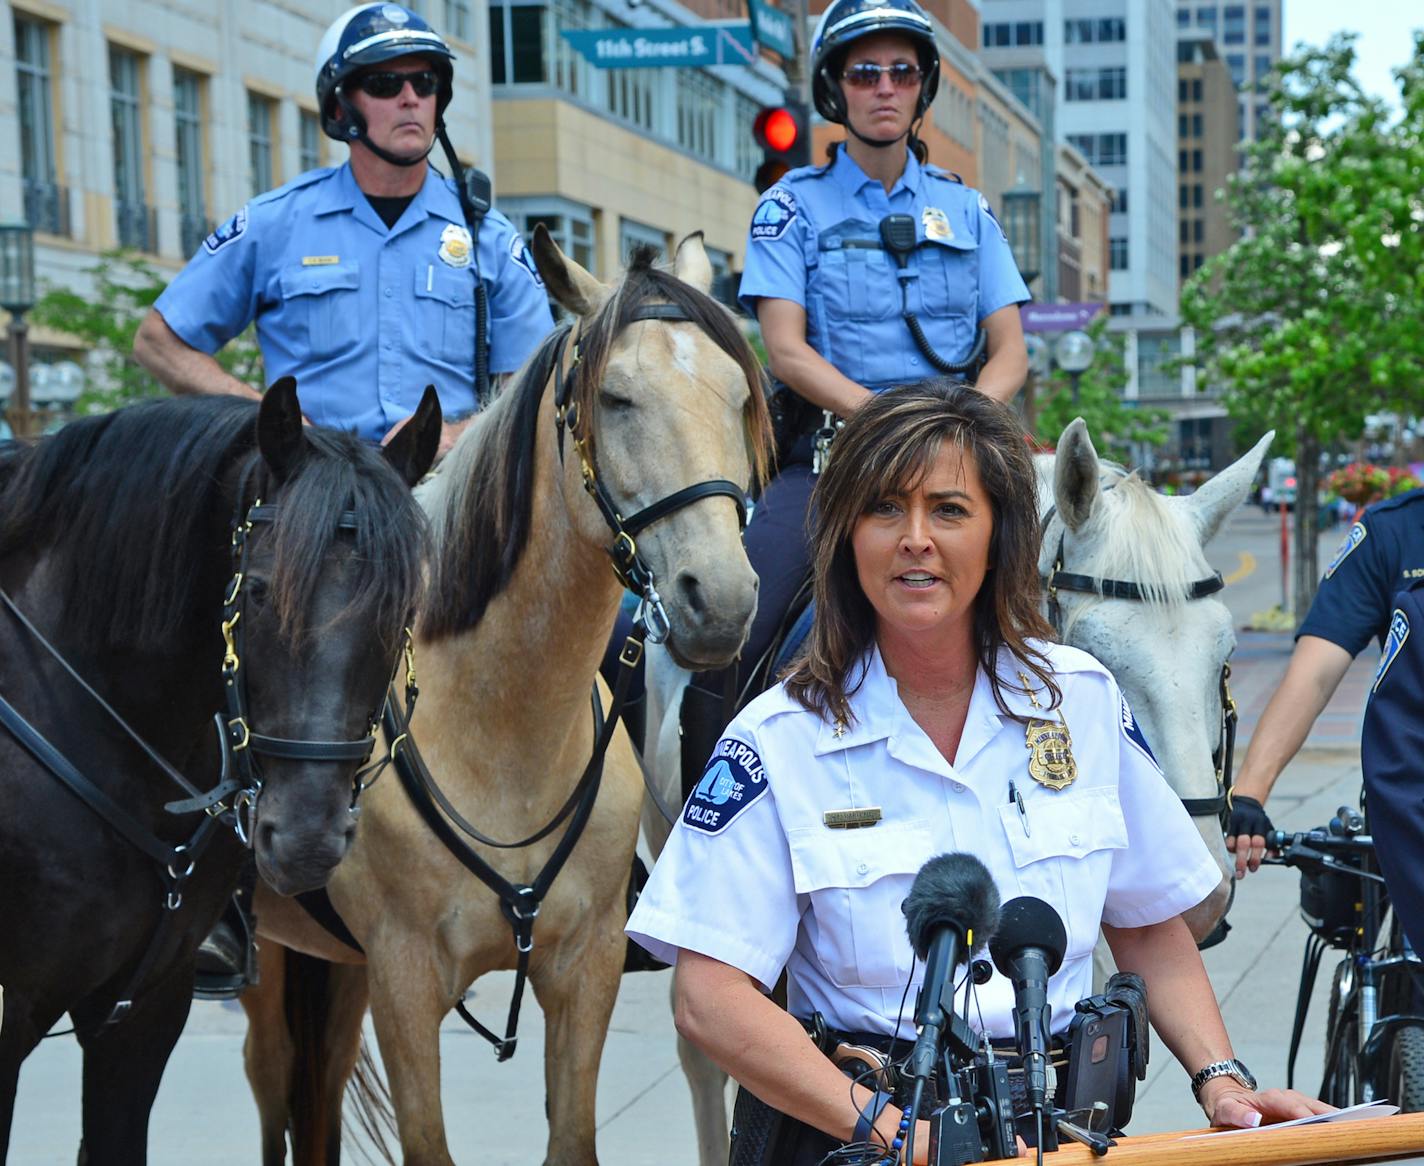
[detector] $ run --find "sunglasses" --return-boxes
[353,69,439,99]
[842,62,923,89]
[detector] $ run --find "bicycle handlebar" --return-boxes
[1261,805,1387,883]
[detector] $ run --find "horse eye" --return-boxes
[599,391,635,411]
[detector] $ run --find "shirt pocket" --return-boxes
[814,228,899,324]
[915,235,980,323]
[998,786,1129,960]
[278,263,361,359]
[413,264,476,366]
[786,817,937,989]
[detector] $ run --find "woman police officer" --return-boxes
[676,0,1030,773]
[628,382,1327,1163]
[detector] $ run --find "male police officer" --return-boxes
[1227,488,1424,873]
[134,3,551,457]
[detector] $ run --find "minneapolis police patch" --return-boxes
[509,233,544,287]
[683,738,767,834]
[1325,522,1367,579]
[750,188,797,243]
[203,208,248,255]
[1119,696,1159,766]
[1373,608,1410,692]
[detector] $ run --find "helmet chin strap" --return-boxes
[845,122,908,150]
[338,93,436,168]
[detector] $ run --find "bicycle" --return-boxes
[1264,805,1424,1110]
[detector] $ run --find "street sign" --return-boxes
[747,0,796,58]
[1020,302,1104,334]
[561,25,756,69]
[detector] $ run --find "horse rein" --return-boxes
[1039,500,1239,827]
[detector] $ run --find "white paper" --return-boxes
[1183,1100,1401,1138]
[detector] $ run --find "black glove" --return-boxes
[1226,794,1274,840]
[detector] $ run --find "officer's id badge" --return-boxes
[508,233,544,287]
[684,738,767,834]
[1373,608,1410,692]
[922,206,952,241]
[1026,714,1077,790]
[204,208,248,255]
[750,187,797,243]
[1324,521,1367,579]
[438,223,473,269]
[978,193,1008,242]
[1119,695,1160,767]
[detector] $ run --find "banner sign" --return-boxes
[561,24,756,68]
[747,0,796,57]
[1021,302,1105,334]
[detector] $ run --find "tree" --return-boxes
[1028,317,1171,463]
[29,251,263,413]
[1181,34,1424,620]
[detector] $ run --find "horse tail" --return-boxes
[344,1039,397,1164]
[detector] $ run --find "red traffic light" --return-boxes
[755,106,800,154]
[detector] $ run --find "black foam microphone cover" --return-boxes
[989,895,1068,976]
[902,852,1001,960]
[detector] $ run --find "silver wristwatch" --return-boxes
[1190,1058,1258,1102]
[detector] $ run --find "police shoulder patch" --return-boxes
[1373,608,1410,692]
[508,232,544,287]
[1324,521,1367,579]
[683,737,768,835]
[204,208,248,255]
[977,192,1008,242]
[750,187,797,243]
[1119,695,1159,766]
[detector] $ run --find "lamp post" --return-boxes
[1000,181,1042,286]
[0,224,37,439]
[1054,328,1094,405]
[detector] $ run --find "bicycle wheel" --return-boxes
[1386,1022,1424,1112]
[1323,961,1359,1106]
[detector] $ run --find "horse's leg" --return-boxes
[72,966,193,1166]
[241,939,296,1166]
[670,979,732,1166]
[319,963,375,1166]
[0,989,45,1161]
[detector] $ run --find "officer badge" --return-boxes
[1373,608,1410,692]
[922,206,952,241]
[438,223,473,269]
[1026,715,1077,791]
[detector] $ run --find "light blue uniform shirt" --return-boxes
[739,148,1029,389]
[156,162,553,442]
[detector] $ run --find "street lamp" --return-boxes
[0,223,37,439]
[1000,181,1042,286]
[1054,328,1095,405]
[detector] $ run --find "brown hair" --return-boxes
[783,379,1059,726]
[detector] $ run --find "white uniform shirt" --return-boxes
[628,641,1221,1042]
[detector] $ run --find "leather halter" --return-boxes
[1039,493,1239,825]
[551,302,750,643]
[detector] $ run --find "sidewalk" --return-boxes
[9,633,1387,1163]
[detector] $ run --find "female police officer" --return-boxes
[677,0,1030,773]
[629,382,1327,1163]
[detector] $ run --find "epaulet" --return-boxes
[777,161,832,187]
[1366,487,1424,518]
[924,165,965,185]
[249,166,335,208]
[1026,640,1110,677]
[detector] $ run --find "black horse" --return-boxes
[0,381,439,1163]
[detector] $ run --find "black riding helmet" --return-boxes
[314,3,455,166]
[811,0,941,126]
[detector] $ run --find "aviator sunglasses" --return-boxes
[353,68,439,99]
[841,62,923,89]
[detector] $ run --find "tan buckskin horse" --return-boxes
[239,228,772,1165]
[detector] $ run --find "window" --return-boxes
[15,15,65,235]
[1110,237,1128,270]
[1179,184,1189,209]
[1178,79,1189,102]
[1193,78,1203,101]
[489,5,506,82]
[1195,7,1217,34]
[1065,17,1125,42]
[676,70,718,161]
[503,198,596,278]
[620,218,665,263]
[1227,54,1245,87]
[1177,8,1190,28]
[247,91,275,197]
[1111,189,1127,214]
[1065,68,1126,101]
[1223,5,1245,44]
[1178,113,1188,136]
[1191,113,1203,136]
[173,68,208,256]
[607,64,656,131]
[109,46,152,251]
[1180,254,1192,278]
[1068,133,1126,167]
[1014,21,1043,45]
[983,21,1041,47]
[441,0,472,40]
[1179,219,1190,244]
[1254,5,1272,45]
[735,92,760,182]
[1193,183,1204,208]
[1254,55,1272,87]
[1192,148,1203,171]
[1193,219,1204,243]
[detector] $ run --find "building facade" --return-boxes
[1174,0,1280,141]
[1176,30,1235,283]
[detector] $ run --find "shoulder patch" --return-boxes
[977,192,1008,241]
[203,208,248,255]
[683,737,768,834]
[750,188,798,243]
[1372,608,1410,692]
[1324,521,1367,579]
[508,232,544,287]
[1119,696,1159,766]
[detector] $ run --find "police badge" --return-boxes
[1025,714,1077,790]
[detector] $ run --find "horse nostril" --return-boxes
[676,570,707,618]
[255,819,277,853]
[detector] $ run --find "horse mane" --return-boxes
[0,395,428,653]
[420,244,773,640]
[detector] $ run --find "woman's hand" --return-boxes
[1199,1079,1335,1128]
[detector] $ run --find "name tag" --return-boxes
[823,807,882,830]
[301,255,339,266]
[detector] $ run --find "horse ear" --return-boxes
[1186,429,1275,546]
[257,376,306,480]
[530,223,608,318]
[1054,417,1101,531]
[674,231,713,295]
[383,386,443,488]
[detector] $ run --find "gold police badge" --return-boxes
[438,223,473,269]
[1025,714,1077,790]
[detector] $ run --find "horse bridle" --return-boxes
[1040,498,1239,827]
[551,303,751,643]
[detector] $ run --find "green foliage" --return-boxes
[1030,317,1171,462]
[29,250,263,413]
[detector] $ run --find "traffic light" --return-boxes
[753,98,811,193]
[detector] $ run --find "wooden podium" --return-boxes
[984,1111,1424,1164]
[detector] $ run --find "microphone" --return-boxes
[988,896,1068,1118]
[901,853,1001,1086]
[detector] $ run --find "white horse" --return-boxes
[639,417,1274,1164]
